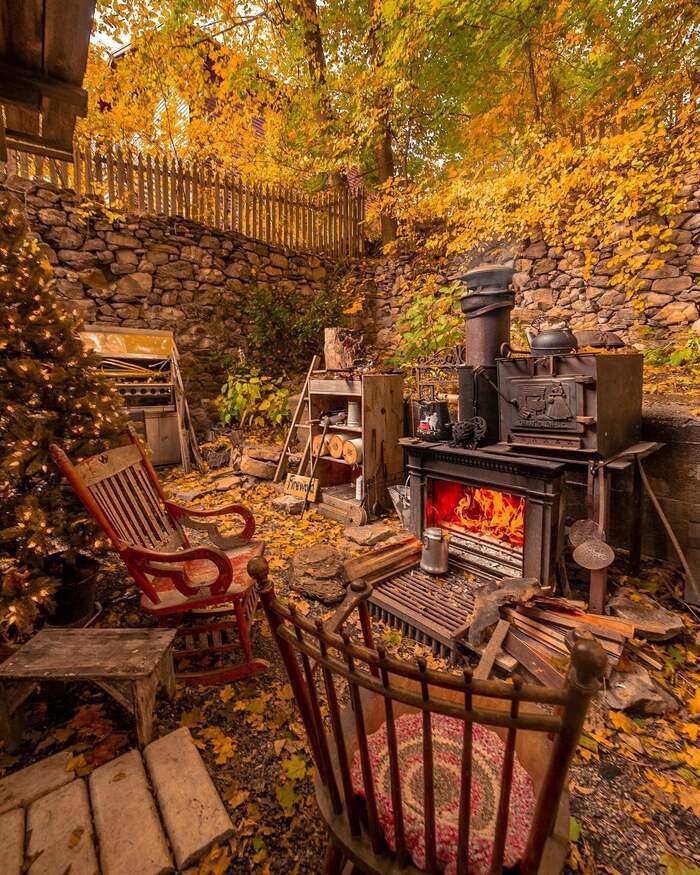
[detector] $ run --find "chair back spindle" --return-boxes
[250,559,607,875]
[51,426,185,555]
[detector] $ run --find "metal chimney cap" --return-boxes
[459,263,515,291]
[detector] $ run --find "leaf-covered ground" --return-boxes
[2,467,699,875]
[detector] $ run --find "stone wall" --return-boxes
[345,170,700,354]
[3,176,331,429]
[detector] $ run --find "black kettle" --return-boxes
[525,325,578,355]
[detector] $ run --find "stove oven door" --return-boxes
[503,375,586,451]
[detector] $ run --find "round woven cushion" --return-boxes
[350,712,536,874]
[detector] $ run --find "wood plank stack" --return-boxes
[500,597,633,687]
[341,535,422,586]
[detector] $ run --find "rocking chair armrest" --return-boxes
[122,544,235,597]
[165,500,256,545]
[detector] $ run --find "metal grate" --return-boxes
[368,566,479,659]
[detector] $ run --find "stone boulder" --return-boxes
[289,544,346,604]
[344,523,393,547]
[156,260,194,280]
[654,301,699,325]
[57,250,98,270]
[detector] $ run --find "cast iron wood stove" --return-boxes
[402,441,565,585]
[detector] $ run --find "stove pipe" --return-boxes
[457,263,515,443]
[459,263,515,368]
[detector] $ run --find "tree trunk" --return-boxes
[291,0,345,190]
[374,123,397,242]
[368,0,397,244]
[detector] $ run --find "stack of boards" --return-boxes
[500,598,635,687]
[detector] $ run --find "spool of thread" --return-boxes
[342,438,363,466]
[312,434,330,457]
[347,400,361,428]
[328,434,346,458]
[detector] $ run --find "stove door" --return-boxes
[500,374,588,450]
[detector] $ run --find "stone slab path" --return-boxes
[0,728,233,875]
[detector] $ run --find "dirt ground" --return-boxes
[2,470,699,875]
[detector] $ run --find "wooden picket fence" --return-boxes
[4,144,365,257]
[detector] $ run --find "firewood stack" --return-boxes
[500,597,633,686]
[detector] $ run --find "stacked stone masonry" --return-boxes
[3,177,331,428]
[351,170,700,354]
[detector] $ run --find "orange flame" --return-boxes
[450,487,524,548]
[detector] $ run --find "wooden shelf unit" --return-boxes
[305,372,405,524]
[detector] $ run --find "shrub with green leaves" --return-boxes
[218,368,291,431]
[643,334,700,368]
[242,283,348,374]
[388,281,464,368]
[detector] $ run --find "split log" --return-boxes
[324,327,363,371]
[341,535,421,583]
[328,434,346,459]
[342,438,363,466]
[239,455,276,480]
[312,434,331,457]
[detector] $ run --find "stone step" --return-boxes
[0,808,24,875]
[144,728,233,869]
[89,749,173,875]
[26,779,98,875]
[0,749,73,814]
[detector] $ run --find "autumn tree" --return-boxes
[86,0,699,250]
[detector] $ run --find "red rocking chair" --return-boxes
[51,426,268,685]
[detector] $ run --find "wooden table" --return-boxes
[0,629,177,751]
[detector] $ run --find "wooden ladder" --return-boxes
[273,354,320,483]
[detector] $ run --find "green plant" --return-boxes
[218,368,291,431]
[242,284,348,374]
[643,335,700,368]
[388,281,464,368]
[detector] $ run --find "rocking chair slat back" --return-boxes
[251,564,608,875]
[55,432,184,552]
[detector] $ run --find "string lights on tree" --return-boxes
[0,194,126,640]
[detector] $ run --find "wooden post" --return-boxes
[137,152,145,212]
[146,155,154,213]
[520,635,607,873]
[214,170,221,228]
[105,147,115,205]
[170,156,177,217]
[160,155,167,215]
[73,143,82,196]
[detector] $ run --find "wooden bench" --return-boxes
[0,628,177,751]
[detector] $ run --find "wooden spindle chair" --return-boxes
[50,427,268,685]
[249,558,607,875]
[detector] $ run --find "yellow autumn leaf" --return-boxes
[679,745,700,771]
[676,785,700,817]
[681,723,700,742]
[609,711,639,734]
[688,688,700,716]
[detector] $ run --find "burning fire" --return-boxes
[427,480,525,548]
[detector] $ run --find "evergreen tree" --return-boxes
[0,193,126,640]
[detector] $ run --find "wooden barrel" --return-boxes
[312,434,330,457]
[342,438,363,466]
[328,434,346,458]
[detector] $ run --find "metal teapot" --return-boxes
[525,325,578,356]
[420,527,450,575]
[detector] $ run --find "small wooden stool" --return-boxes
[0,629,177,751]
